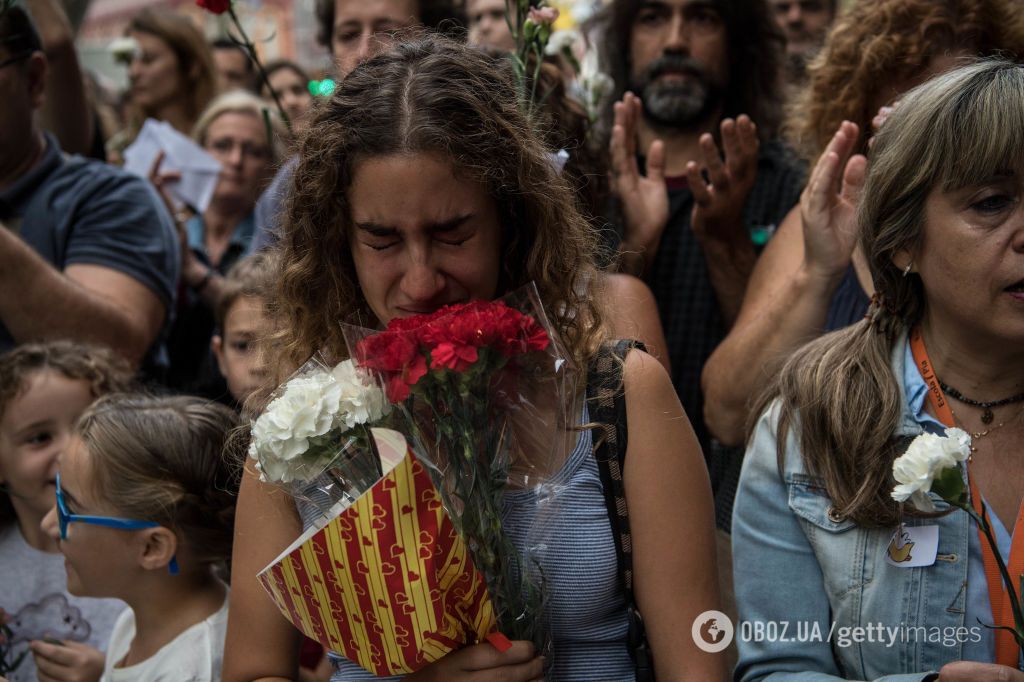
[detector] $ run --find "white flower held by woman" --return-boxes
[890,427,971,511]
[249,359,390,483]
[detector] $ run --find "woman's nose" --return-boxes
[400,256,446,304]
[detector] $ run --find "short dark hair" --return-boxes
[215,251,278,329]
[0,5,43,56]
[597,0,786,142]
[211,37,254,73]
[263,58,310,89]
[313,0,465,51]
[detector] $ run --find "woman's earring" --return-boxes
[902,261,914,277]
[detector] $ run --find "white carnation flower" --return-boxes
[891,427,971,511]
[249,361,390,483]
[545,29,579,57]
[331,360,391,430]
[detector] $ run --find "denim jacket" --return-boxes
[732,332,977,681]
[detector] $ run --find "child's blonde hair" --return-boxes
[0,341,136,526]
[76,394,244,566]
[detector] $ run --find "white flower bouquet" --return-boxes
[249,355,391,513]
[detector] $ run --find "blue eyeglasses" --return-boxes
[55,472,179,575]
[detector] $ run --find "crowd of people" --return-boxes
[1,0,1023,680]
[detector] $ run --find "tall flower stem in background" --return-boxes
[507,1,559,121]
[196,0,292,134]
[225,6,291,134]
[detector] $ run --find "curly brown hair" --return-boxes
[788,0,1024,161]
[270,34,605,379]
[0,341,136,527]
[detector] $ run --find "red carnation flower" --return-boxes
[356,331,418,373]
[430,342,479,372]
[196,0,231,14]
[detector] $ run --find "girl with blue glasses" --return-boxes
[42,394,243,682]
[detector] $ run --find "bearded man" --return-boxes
[599,0,806,525]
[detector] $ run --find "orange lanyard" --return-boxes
[909,327,1024,666]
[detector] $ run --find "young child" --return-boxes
[0,341,134,682]
[42,394,243,681]
[211,252,277,408]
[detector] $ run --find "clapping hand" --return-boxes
[687,115,760,247]
[799,120,867,284]
[610,91,668,275]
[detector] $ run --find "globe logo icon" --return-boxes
[691,610,734,653]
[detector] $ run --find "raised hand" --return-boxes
[610,91,668,275]
[687,115,760,246]
[800,120,867,283]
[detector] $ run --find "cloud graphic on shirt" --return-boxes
[9,594,92,644]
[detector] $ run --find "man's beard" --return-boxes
[630,55,722,130]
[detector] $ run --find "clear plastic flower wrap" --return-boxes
[247,353,393,518]
[343,283,583,660]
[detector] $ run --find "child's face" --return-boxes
[0,370,94,521]
[213,295,271,403]
[43,436,139,598]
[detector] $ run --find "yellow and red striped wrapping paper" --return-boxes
[257,429,497,676]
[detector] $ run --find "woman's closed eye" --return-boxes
[363,238,400,251]
[435,234,471,247]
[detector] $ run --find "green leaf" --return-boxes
[931,465,965,504]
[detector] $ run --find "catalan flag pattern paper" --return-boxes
[257,429,497,676]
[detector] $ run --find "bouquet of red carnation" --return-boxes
[344,284,577,658]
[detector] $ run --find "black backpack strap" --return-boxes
[586,339,654,681]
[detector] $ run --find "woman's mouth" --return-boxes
[1005,279,1024,293]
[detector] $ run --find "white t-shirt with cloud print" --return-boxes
[0,524,126,682]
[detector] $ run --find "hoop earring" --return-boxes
[902,261,914,277]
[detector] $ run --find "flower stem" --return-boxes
[227,7,292,135]
[958,502,1024,648]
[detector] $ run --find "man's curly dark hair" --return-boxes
[596,0,785,143]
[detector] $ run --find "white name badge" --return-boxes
[885,524,939,568]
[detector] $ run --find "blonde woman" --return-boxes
[155,91,285,394]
